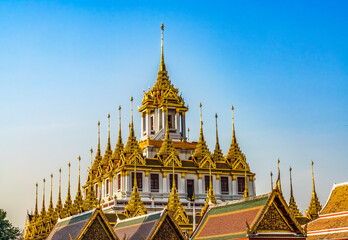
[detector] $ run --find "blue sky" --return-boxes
[0,1,347,228]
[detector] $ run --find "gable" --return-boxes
[78,214,116,240]
[152,217,185,240]
[191,195,268,240]
[250,190,305,236]
[256,203,291,231]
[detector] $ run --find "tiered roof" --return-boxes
[139,23,187,112]
[307,182,348,240]
[114,209,186,240]
[46,208,118,240]
[192,184,305,240]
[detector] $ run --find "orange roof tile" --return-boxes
[321,182,348,215]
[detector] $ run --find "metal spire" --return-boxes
[90,148,93,167]
[97,121,101,157]
[34,182,39,219]
[270,171,273,191]
[41,178,46,216]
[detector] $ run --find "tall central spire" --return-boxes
[160,23,166,72]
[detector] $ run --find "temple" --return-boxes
[84,23,256,217]
[23,24,328,240]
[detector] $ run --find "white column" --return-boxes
[182,113,186,140]
[232,177,237,195]
[215,176,220,195]
[163,110,167,133]
[198,177,203,194]
[141,112,144,136]
[163,173,168,193]
[252,180,256,196]
[144,173,149,193]
[175,110,180,134]
[146,112,151,136]
[179,174,185,193]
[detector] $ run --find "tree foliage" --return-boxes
[0,209,21,240]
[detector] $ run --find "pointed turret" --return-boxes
[167,162,189,225]
[270,171,274,191]
[226,106,248,169]
[306,161,322,221]
[192,103,213,168]
[100,114,113,174]
[83,149,98,211]
[124,162,147,218]
[201,162,217,215]
[55,168,63,217]
[47,174,55,218]
[33,183,39,221]
[112,105,124,161]
[123,97,144,165]
[288,167,302,217]
[40,178,46,217]
[212,113,224,163]
[73,156,84,215]
[139,24,188,130]
[243,168,250,198]
[277,158,282,192]
[63,162,73,218]
[91,121,102,176]
[158,107,180,166]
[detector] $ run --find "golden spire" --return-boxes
[90,147,93,166]
[199,103,203,140]
[97,121,101,157]
[306,161,322,220]
[91,121,102,174]
[33,182,39,220]
[73,156,84,215]
[159,23,166,72]
[124,161,147,218]
[124,97,143,164]
[243,168,250,198]
[106,113,112,154]
[226,105,247,166]
[158,107,179,166]
[113,105,124,158]
[63,162,73,218]
[201,162,217,215]
[101,114,113,172]
[232,105,236,143]
[277,158,282,192]
[270,171,273,191]
[213,113,224,163]
[55,168,63,216]
[83,149,98,211]
[187,128,190,142]
[192,103,213,168]
[41,178,46,216]
[47,174,55,217]
[289,166,302,217]
[167,161,189,225]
